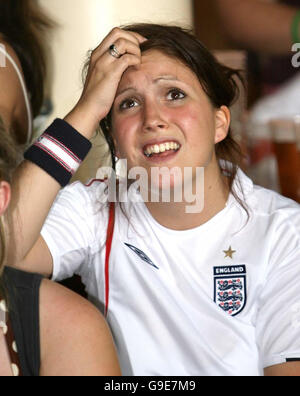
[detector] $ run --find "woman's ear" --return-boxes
[0,181,11,217]
[214,106,231,144]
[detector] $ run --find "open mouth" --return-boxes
[143,141,181,158]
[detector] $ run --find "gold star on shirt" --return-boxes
[223,246,236,259]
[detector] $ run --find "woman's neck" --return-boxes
[144,164,230,231]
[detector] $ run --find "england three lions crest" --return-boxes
[214,265,247,317]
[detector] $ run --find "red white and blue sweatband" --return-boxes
[24,119,92,187]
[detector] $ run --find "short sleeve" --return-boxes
[256,209,300,369]
[41,180,109,282]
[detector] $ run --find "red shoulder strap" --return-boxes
[104,202,115,317]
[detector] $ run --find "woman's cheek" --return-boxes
[113,113,139,137]
[172,105,201,135]
[174,104,215,143]
[113,118,142,165]
[113,116,134,147]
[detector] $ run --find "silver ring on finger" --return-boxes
[109,44,121,59]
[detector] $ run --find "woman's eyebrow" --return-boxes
[153,75,179,83]
[115,86,137,98]
[116,75,180,98]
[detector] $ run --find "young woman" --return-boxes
[0,118,121,376]
[0,0,53,144]
[10,24,300,376]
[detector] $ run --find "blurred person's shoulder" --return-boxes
[39,277,103,343]
[39,277,117,375]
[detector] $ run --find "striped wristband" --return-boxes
[24,118,92,187]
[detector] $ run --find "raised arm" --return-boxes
[215,0,299,55]
[8,28,145,278]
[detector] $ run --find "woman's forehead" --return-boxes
[118,50,198,90]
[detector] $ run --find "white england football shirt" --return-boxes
[41,169,300,376]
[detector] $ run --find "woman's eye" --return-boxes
[166,89,186,101]
[119,98,138,110]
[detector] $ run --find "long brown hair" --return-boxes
[99,23,248,215]
[0,0,54,118]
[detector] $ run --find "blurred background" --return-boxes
[32,0,300,202]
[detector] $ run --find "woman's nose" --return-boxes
[142,101,169,132]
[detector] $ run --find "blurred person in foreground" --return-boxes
[0,117,121,376]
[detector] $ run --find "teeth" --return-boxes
[159,144,166,153]
[144,142,180,157]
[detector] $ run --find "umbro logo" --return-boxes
[124,243,159,270]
